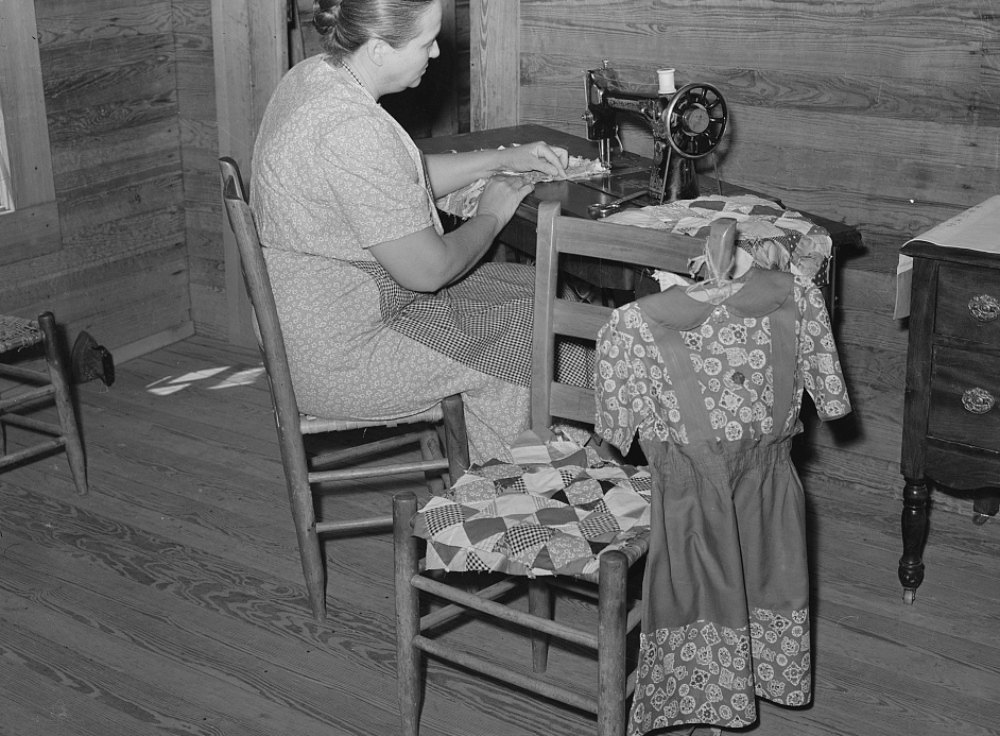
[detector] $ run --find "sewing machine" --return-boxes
[584,61,729,205]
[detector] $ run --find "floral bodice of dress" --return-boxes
[595,269,851,456]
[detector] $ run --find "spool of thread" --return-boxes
[657,68,676,94]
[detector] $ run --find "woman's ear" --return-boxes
[366,37,388,66]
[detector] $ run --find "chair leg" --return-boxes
[291,495,327,621]
[38,313,88,495]
[419,427,446,495]
[283,461,326,620]
[598,551,629,736]
[440,394,469,481]
[394,492,422,736]
[528,579,552,672]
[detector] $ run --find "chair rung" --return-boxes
[413,635,597,715]
[309,457,449,483]
[0,413,62,436]
[301,410,442,433]
[413,574,598,650]
[0,438,67,468]
[417,575,644,642]
[545,576,600,599]
[542,577,645,634]
[315,515,393,536]
[0,385,55,412]
[627,605,642,633]
[0,363,48,383]
[310,429,433,469]
[421,577,521,630]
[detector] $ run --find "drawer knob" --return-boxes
[962,387,995,414]
[968,294,1000,322]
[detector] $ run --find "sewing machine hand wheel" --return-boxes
[665,82,729,159]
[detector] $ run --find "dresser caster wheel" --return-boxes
[902,588,915,605]
[972,495,998,525]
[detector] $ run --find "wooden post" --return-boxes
[431,0,460,137]
[469,0,519,131]
[212,0,288,347]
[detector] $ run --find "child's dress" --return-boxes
[594,268,851,734]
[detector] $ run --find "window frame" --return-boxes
[0,0,61,264]
[0,98,12,214]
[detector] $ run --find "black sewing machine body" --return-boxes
[584,63,728,204]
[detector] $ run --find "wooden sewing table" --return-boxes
[418,124,861,298]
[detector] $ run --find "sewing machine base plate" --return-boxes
[577,169,656,209]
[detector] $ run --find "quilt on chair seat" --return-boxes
[413,430,652,581]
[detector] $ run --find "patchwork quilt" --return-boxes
[414,430,652,580]
[603,194,834,287]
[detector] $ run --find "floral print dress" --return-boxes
[594,269,851,734]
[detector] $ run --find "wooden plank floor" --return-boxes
[1,336,998,736]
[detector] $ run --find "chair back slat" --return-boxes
[552,215,705,272]
[532,200,737,431]
[550,383,602,426]
[552,299,613,343]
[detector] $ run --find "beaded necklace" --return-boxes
[340,62,373,99]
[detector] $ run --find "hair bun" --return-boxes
[312,0,343,36]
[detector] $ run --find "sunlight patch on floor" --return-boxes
[210,366,267,389]
[146,365,266,396]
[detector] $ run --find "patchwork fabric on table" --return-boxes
[413,430,652,580]
[602,194,833,287]
[435,152,609,219]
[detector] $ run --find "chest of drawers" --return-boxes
[899,241,1000,603]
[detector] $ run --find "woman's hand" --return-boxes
[370,175,534,293]
[477,175,535,226]
[497,141,569,179]
[425,140,570,195]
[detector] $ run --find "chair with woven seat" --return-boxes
[393,200,737,735]
[0,312,87,495]
[219,157,470,622]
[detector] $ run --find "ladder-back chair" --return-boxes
[0,312,87,494]
[219,157,469,621]
[394,200,737,735]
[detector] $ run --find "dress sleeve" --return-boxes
[317,111,436,249]
[796,281,852,421]
[595,308,642,455]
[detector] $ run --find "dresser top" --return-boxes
[901,195,1000,265]
[901,240,1000,269]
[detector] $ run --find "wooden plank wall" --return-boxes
[0,0,193,360]
[501,0,1000,509]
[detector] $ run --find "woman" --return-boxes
[250,0,570,462]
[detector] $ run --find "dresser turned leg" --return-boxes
[898,478,930,603]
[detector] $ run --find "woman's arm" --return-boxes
[369,175,533,292]
[424,141,570,196]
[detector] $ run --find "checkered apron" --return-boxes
[353,259,593,389]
